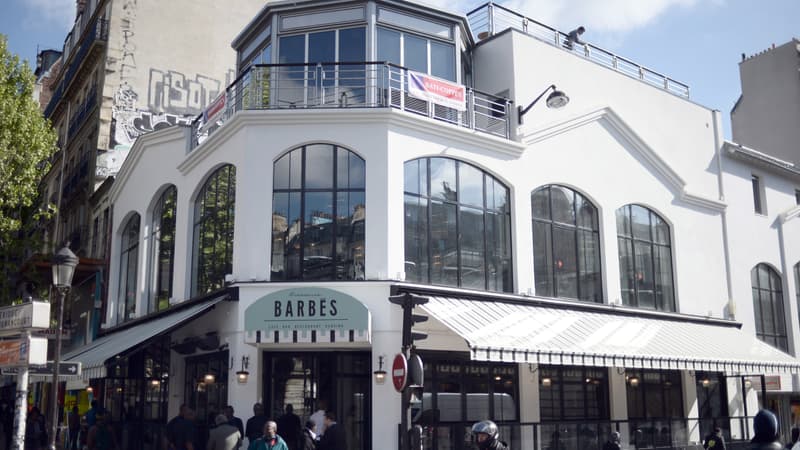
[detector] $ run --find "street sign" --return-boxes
[407,353,423,388]
[0,301,50,335]
[0,336,47,366]
[392,353,407,393]
[1,360,81,376]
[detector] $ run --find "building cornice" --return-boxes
[723,140,800,182]
[178,108,524,174]
[521,106,727,212]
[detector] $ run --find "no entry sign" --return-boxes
[392,353,408,392]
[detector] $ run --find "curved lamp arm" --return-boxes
[517,84,569,125]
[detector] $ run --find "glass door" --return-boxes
[264,351,371,450]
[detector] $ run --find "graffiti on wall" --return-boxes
[148,69,232,116]
[120,0,137,83]
[111,83,193,147]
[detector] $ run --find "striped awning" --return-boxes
[62,295,225,380]
[421,296,800,373]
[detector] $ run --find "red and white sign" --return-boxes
[408,71,466,111]
[203,93,227,124]
[392,353,408,393]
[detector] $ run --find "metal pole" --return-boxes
[12,337,29,450]
[48,286,67,450]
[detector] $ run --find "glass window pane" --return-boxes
[309,30,335,63]
[303,192,334,280]
[377,27,401,65]
[533,221,554,297]
[274,153,291,189]
[493,181,508,214]
[337,150,365,189]
[575,193,598,230]
[459,163,483,208]
[404,159,421,195]
[459,206,485,290]
[305,144,334,189]
[430,41,455,81]
[553,226,578,299]
[404,195,427,282]
[279,34,305,64]
[430,201,457,286]
[630,205,651,241]
[532,188,550,220]
[550,186,575,225]
[652,214,670,245]
[634,241,655,309]
[261,44,272,64]
[271,193,290,280]
[430,158,456,202]
[578,230,602,302]
[339,27,365,62]
[336,192,365,280]
[618,237,634,306]
[654,245,674,311]
[616,206,631,237]
[404,34,428,73]
[290,149,302,189]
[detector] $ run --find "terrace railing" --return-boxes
[467,2,690,98]
[190,62,512,150]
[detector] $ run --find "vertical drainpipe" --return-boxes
[712,110,735,318]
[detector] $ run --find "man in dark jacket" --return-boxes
[751,409,783,450]
[245,403,268,444]
[472,420,508,450]
[276,404,302,450]
[317,412,346,450]
[301,420,317,450]
[602,431,621,450]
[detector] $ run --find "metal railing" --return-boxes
[68,85,98,136]
[404,416,755,450]
[467,2,690,98]
[44,18,109,118]
[190,62,512,150]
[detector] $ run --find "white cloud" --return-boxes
[21,0,75,33]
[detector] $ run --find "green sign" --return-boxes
[244,288,371,344]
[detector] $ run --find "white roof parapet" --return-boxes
[723,140,800,180]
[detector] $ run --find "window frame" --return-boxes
[191,165,236,296]
[751,263,788,351]
[616,204,675,312]
[539,365,609,421]
[148,186,177,314]
[531,185,603,303]
[118,213,141,322]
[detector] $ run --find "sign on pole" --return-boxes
[392,353,408,393]
[0,302,50,335]
[1,360,81,376]
[0,336,47,367]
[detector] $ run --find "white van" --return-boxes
[411,392,518,423]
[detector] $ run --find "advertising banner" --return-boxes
[408,71,466,111]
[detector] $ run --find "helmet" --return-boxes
[472,421,499,449]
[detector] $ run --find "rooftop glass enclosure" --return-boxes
[190,1,512,149]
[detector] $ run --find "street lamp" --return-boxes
[49,245,77,450]
[517,84,569,125]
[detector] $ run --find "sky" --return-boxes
[1,0,798,138]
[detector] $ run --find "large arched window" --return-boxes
[752,263,787,351]
[271,144,365,281]
[532,185,602,302]
[148,186,176,313]
[118,213,140,322]
[616,205,674,311]
[192,165,236,295]
[404,157,512,292]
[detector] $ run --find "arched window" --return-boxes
[192,165,236,295]
[118,213,140,322]
[404,157,512,292]
[148,186,176,313]
[616,205,674,311]
[532,185,602,302]
[752,263,787,351]
[271,144,365,281]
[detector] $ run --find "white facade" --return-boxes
[78,1,800,449]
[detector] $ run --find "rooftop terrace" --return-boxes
[467,2,691,98]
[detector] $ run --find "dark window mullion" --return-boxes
[572,190,582,300]
[299,147,307,280]
[548,187,559,297]
[454,162,462,287]
[425,159,433,283]
[330,146,339,280]
[482,174,489,290]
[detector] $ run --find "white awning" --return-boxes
[62,295,225,380]
[421,296,800,373]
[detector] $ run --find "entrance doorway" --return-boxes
[264,351,371,450]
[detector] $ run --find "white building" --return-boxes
[61,1,800,449]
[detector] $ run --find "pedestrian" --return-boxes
[276,404,301,450]
[248,421,288,450]
[471,420,507,450]
[167,404,199,450]
[308,400,327,438]
[25,407,47,450]
[68,405,81,450]
[703,427,726,450]
[787,427,800,449]
[565,26,585,50]
[301,420,316,450]
[87,412,117,450]
[225,405,245,439]
[208,414,241,450]
[0,400,13,450]
[316,412,346,450]
[245,403,268,444]
[603,431,621,450]
[751,409,783,450]
[86,400,99,428]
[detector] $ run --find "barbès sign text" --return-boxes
[245,288,371,344]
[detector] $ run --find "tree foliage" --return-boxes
[0,34,58,303]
